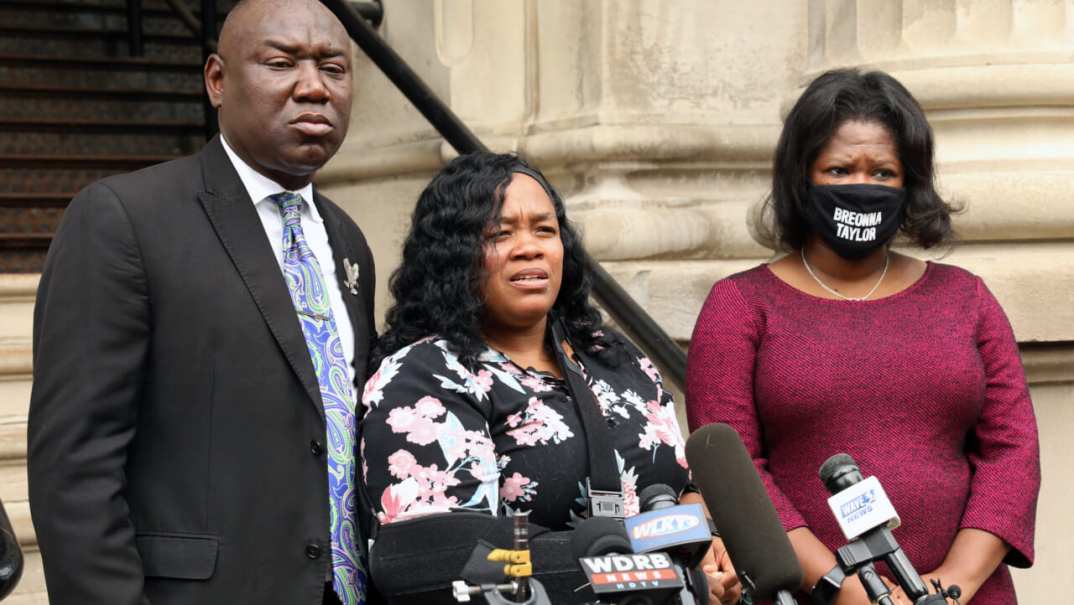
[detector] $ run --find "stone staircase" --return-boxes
[0,0,216,273]
[0,0,221,600]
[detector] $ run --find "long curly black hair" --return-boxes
[759,68,959,251]
[373,152,613,369]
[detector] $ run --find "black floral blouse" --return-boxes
[359,333,690,531]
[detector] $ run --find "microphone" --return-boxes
[0,498,23,600]
[628,484,712,569]
[685,423,802,605]
[818,454,954,605]
[571,517,688,605]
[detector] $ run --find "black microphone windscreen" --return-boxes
[638,483,679,511]
[570,516,632,560]
[818,453,856,485]
[818,452,864,495]
[684,423,802,599]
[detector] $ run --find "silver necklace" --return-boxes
[800,247,890,301]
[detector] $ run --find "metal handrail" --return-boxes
[318,0,687,387]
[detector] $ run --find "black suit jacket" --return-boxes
[27,136,376,605]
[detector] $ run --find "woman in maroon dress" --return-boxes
[685,69,1039,604]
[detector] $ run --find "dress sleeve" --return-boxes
[685,278,808,530]
[360,342,501,524]
[959,278,1040,567]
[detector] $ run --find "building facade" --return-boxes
[2,0,1071,602]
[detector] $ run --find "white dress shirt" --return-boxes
[221,136,356,387]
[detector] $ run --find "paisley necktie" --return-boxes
[271,192,365,605]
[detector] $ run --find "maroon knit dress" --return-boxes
[685,262,1039,604]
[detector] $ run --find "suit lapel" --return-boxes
[196,137,325,418]
[315,193,369,386]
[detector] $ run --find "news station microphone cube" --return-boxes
[826,475,901,541]
[624,503,711,554]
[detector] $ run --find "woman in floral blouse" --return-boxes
[359,152,740,604]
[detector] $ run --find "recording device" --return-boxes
[819,453,961,605]
[0,498,23,600]
[572,516,704,605]
[684,423,803,605]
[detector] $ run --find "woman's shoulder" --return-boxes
[914,261,992,301]
[363,337,485,408]
[704,263,777,302]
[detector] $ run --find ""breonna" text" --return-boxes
[833,207,881,242]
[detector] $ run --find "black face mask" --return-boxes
[804,184,906,259]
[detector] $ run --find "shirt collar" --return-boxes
[220,135,323,224]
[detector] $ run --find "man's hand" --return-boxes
[700,536,742,605]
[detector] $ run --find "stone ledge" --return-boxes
[319,123,780,186]
[0,416,27,462]
[0,344,31,376]
[317,138,443,185]
[0,275,38,301]
[1023,343,1074,385]
[602,243,1074,343]
[796,61,1074,113]
[7,498,34,548]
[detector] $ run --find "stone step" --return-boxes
[0,208,63,235]
[0,154,176,194]
[0,0,205,12]
[0,252,48,274]
[0,193,73,209]
[0,84,204,122]
[0,53,202,92]
[0,5,209,37]
[0,118,205,156]
[0,0,209,18]
[0,27,204,63]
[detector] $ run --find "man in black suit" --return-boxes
[27,0,375,603]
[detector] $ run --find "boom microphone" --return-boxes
[685,423,802,604]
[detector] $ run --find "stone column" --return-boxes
[806,1,1074,600]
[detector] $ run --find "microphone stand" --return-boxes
[835,528,956,605]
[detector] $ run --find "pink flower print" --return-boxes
[387,449,418,479]
[412,463,461,501]
[638,400,689,469]
[472,369,494,395]
[414,395,446,419]
[386,405,439,446]
[362,353,401,407]
[407,418,438,446]
[520,373,553,393]
[464,430,496,461]
[506,397,574,446]
[385,397,447,447]
[385,405,418,433]
[501,472,537,503]
[620,465,640,518]
[638,356,661,384]
[378,485,409,524]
